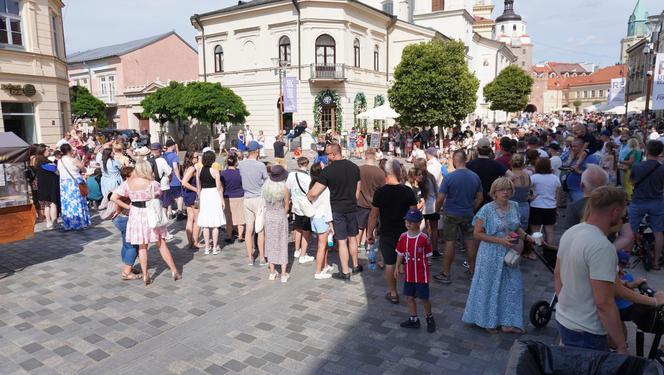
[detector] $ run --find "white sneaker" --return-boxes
[324,265,335,274]
[165,233,174,241]
[204,247,211,255]
[298,255,314,264]
[268,272,278,281]
[212,246,220,255]
[281,273,290,283]
[294,250,301,258]
[314,272,332,280]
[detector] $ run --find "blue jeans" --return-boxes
[556,321,608,351]
[113,215,138,266]
[629,200,664,233]
[568,189,584,203]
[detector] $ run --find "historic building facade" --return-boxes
[620,0,649,64]
[493,0,531,71]
[0,0,69,145]
[67,32,198,134]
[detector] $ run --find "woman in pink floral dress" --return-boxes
[111,160,180,285]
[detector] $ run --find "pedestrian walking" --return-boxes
[34,146,60,229]
[239,141,268,265]
[221,154,245,244]
[309,162,334,279]
[286,157,314,264]
[263,165,291,282]
[58,143,91,231]
[181,151,202,249]
[197,150,226,255]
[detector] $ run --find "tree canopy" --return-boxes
[388,40,479,128]
[483,65,534,114]
[140,81,186,124]
[180,82,249,126]
[69,85,107,127]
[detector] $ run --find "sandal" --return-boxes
[500,326,526,334]
[385,292,399,304]
[525,253,537,260]
[485,328,500,334]
[121,272,142,281]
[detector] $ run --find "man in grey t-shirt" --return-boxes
[239,141,268,265]
[555,186,627,353]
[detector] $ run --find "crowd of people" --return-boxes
[23,111,664,346]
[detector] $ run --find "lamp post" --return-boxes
[644,21,660,122]
[272,58,288,133]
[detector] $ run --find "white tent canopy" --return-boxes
[553,107,574,112]
[583,104,599,113]
[357,103,400,120]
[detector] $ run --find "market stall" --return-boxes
[0,132,35,244]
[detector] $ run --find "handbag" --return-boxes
[504,249,522,267]
[293,173,315,218]
[62,159,89,197]
[146,184,169,228]
[255,203,266,233]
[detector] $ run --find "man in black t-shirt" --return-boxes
[466,137,509,203]
[273,135,286,162]
[308,143,361,280]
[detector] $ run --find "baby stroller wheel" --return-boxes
[530,300,553,328]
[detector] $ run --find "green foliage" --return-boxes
[572,100,583,112]
[483,65,534,113]
[388,40,479,128]
[353,93,367,130]
[181,82,249,126]
[69,85,107,128]
[374,94,385,107]
[140,81,186,124]
[313,89,342,131]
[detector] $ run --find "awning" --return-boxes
[0,132,30,163]
[357,104,400,120]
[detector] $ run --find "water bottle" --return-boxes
[367,244,377,270]
[327,233,334,248]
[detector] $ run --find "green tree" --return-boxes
[483,65,534,118]
[69,85,107,128]
[182,82,249,126]
[388,40,479,136]
[140,81,186,125]
[573,99,583,113]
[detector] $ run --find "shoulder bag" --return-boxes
[63,159,89,198]
[293,172,315,217]
[146,184,169,228]
[633,161,663,190]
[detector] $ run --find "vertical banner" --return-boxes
[608,77,625,108]
[282,76,297,113]
[653,53,664,111]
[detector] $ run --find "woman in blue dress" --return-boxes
[100,148,122,200]
[57,144,91,231]
[237,130,246,153]
[462,177,534,334]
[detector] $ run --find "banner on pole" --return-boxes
[282,76,297,113]
[607,77,625,108]
[653,53,664,111]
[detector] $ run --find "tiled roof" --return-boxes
[197,0,285,17]
[546,64,626,90]
[67,32,177,64]
[474,16,494,24]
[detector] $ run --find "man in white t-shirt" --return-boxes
[286,157,313,264]
[217,130,227,155]
[425,147,443,187]
[554,186,627,353]
[55,133,71,150]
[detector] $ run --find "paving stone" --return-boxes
[235,333,256,343]
[116,337,138,348]
[204,364,228,375]
[87,349,110,361]
[223,359,247,372]
[19,358,43,371]
[53,345,76,357]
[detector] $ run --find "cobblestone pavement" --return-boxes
[1,156,663,374]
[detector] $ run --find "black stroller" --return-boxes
[529,245,558,328]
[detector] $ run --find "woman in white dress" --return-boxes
[257,130,266,159]
[196,150,226,254]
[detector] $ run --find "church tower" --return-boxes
[472,1,495,39]
[620,0,649,63]
[494,0,532,70]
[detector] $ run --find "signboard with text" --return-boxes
[653,53,664,111]
[608,77,625,108]
[282,76,297,113]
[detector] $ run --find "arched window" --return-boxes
[513,24,517,31]
[214,45,224,73]
[315,34,335,66]
[501,25,505,32]
[353,39,360,68]
[373,45,379,71]
[279,36,291,65]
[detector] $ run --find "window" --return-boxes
[591,90,595,98]
[501,25,505,32]
[51,14,60,57]
[353,39,360,68]
[431,0,444,12]
[315,34,335,66]
[583,91,588,98]
[100,76,107,95]
[599,89,604,97]
[278,36,291,65]
[521,61,525,67]
[513,25,517,31]
[373,45,379,71]
[522,48,526,55]
[2,102,36,144]
[108,76,116,101]
[382,0,393,14]
[214,45,223,72]
[0,0,22,46]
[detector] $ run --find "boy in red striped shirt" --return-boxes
[395,209,436,332]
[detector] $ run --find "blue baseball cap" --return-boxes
[246,140,263,152]
[404,208,423,223]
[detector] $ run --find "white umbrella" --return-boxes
[583,104,598,113]
[606,105,627,115]
[553,107,574,112]
[357,104,400,120]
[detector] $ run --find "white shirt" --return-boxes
[649,131,660,141]
[154,157,172,191]
[286,170,311,216]
[58,156,82,180]
[530,173,560,209]
[411,148,425,161]
[550,155,562,177]
[556,223,618,335]
[312,187,332,222]
[426,158,443,188]
[56,138,70,149]
[218,133,226,146]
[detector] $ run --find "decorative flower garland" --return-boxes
[313,89,343,132]
[353,92,367,130]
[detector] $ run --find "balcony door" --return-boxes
[319,105,335,133]
[315,34,335,74]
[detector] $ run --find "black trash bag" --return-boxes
[505,340,662,375]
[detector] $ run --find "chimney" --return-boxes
[397,0,409,21]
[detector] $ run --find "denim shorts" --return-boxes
[556,321,608,351]
[628,200,664,233]
[311,217,329,234]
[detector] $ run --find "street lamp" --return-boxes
[271,58,288,133]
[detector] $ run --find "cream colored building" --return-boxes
[0,0,69,145]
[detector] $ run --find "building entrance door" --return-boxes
[1,103,36,144]
[319,105,335,133]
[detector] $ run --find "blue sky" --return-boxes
[63,0,662,68]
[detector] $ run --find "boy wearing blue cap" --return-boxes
[395,208,436,332]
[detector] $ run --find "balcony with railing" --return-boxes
[93,91,117,105]
[309,63,346,82]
